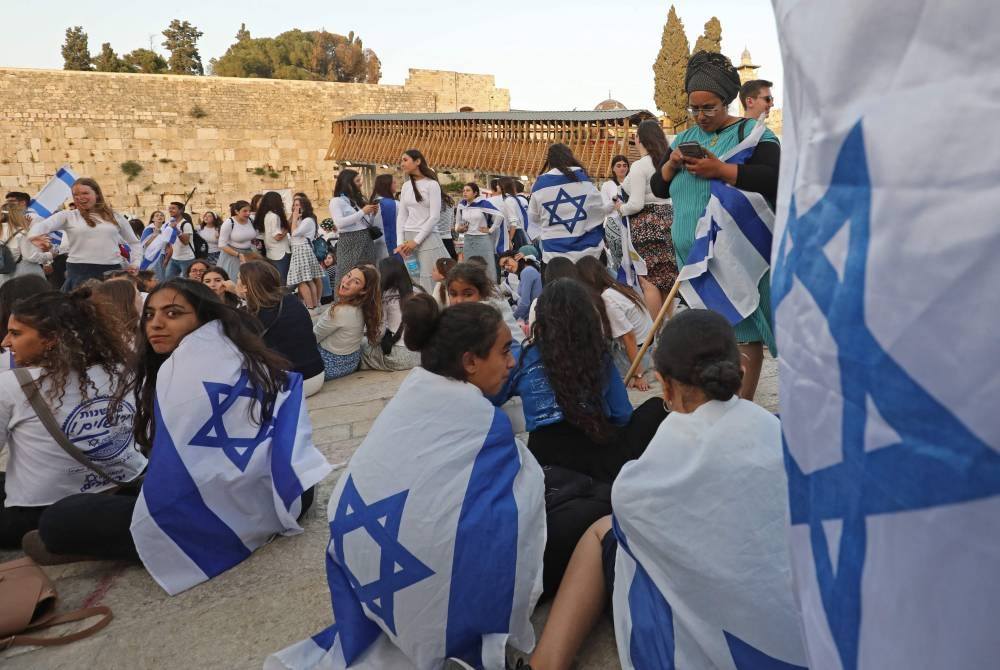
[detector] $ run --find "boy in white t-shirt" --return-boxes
[164,200,196,279]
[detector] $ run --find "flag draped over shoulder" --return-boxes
[138,225,177,271]
[529,167,611,262]
[130,320,332,595]
[459,198,509,255]
[772,0,1000,668]
[677,121,775,324]
[267,367,545,670]
[611,399,808,670]
[616,213,647,295]
[27,165,78,219]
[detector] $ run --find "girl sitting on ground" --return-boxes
[445,261,524,349]
[240,260,325,397]
[526,309,806,670]
[498,249,542,323]
[1,290,146,551]
[314,264,380,380]
[576,255,655,391]
[201,266,242,308]
[430,256,456,308]
[360,257,421,372]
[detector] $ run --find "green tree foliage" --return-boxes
[93,42,128,72]
[693,17,723,55]
[61,26,93,71]
[652,6,690,127]
[210,28,381,83]
[122,48,169,74]
[162,19,204,75]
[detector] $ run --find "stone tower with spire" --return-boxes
[736,46,760,86]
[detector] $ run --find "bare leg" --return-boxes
[312,278,324,303]
[297,282,316,308]
[530,516,612,670]
[638,276,663,318]
[739,342,764,400]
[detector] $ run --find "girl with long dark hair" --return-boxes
[456,182,501,281]
[0,274,53,371]
[201,266,242,308]
[287,192,324,309]
[199,210,222,264]
[527,144,612,264]
[1,289,146,552]
[576,255,655,390]
[217,200,257,282]
[255,191,292,284]
[618,118,676,317]
[497,278,666,597]
[314,264,381,380]
[394,149,450,291]
[27,177,141,291]
[445,262,525,348]
[369,174,396,260]
[239,260,325,397]
[330,169,378,292]
[600,154,629,274]
[360,257,421,372]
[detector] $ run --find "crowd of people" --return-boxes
[0,51,801,670]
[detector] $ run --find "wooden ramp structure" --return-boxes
[326,110,656,180]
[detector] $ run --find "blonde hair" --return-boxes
[73,177,117,228]
[1,204,28,235]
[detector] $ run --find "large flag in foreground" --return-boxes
[677,120,775,324]
[267,367,545,669]
[771,1,1000,668]
[27,165,78,219]
[130,320,332,595]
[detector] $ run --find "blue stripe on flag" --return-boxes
[686,271,745,325]
[531,169,591,193]
[724,631,808,670]
[712,183,772,261]
[445,408,520,667]
[144,400,252,577]
[269,372,307,510]
[727,146,756,166]
[326,526,382,663]
[613,516,676,670]
[540,225,605,254]
[686,218,721,265]
[55,167,76,187]
[29,202,52,218]
[310,623,340,652]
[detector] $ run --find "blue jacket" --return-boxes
[501,343,632,432]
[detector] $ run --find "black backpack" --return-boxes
[188,225,209,259]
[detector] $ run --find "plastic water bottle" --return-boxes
[404,254,420,277]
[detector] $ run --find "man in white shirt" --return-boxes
[164,200,196,279]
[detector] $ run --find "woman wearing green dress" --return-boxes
[650,51,780,401]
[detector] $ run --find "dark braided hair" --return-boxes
[531,279,614,442]
[10,288,132,410]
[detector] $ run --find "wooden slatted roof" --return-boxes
[327,110,656,180]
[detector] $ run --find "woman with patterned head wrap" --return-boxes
[649,50,781,401]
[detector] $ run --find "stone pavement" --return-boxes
[0,357,778,670]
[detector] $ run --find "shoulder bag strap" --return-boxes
[2,606,113,649]
[12,368,123,485]
[737,118,751,143]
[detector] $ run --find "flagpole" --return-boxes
[624,276,682,385]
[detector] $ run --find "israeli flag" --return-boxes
[138,225,177,271]
[615,213,647,295]
[515,194,536,240]
[460,198,509,255]
[130,320,332,595]
[27,165,78,219]
[528,167,611,263]
[612,400,808,669]
[676,122,775,325]
[772,1,1000,668]
[267,367,545,669]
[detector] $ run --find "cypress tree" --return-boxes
[652,6,690,128]
[61,26,93,71]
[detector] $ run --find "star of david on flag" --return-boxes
[189,372,273,472]
[541,188,588,233]
[773,0,1000,662]
[330,476,434,635]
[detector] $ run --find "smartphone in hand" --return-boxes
[678,142,707,159]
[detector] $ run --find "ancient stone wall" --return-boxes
[0,68,508,219]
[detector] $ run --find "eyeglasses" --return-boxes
[686,105,722,117]
[752,95,774,103]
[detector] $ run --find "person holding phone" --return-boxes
[649,50,780,402]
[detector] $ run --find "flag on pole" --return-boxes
[676,121,775,325]
[130,320,331,595]
[267,367,545,669]
[772,0,1000,668]
[26,165,78,219]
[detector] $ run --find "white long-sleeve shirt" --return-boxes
[262,212,291,261]
[456,198,496,236]
[499,195,523,230]
[1,223,53,269]
[396,178,441,245]
[329,195,371,234]
[290,216,317,246]
[619,154,669,216]
[28,209,139,266]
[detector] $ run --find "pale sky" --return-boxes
[1,0,783,112]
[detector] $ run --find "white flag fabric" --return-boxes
[26,165,78,219]
[771,1,1000,668]
[528,167,612,263]
[130,320,332,595]
[611,398,807,670]
[677,120,775,324]
[267,367,545,670]
[138,225,177,271]
[615,213,647,295]
[459,198,510,255]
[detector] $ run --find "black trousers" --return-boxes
[0,473,47,549]
[36,486,316,561]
